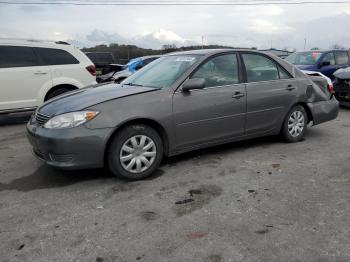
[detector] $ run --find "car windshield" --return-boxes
[285,51,323,65]
[122,55,200,88]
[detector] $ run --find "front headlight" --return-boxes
[43,111,99,129]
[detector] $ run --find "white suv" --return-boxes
[0,39,97,113]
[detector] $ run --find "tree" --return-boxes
[82,43,253,63]
[162,44,177,50]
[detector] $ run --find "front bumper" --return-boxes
[26,116,113,170]
[307,96,339,126]
[334,85,350,107]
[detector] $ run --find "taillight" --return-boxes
[327,84,334,93]
[86,65,96,76]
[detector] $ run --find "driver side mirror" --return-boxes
[182,78,206,92]
[320,61,331,67]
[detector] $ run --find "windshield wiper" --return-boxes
[123,82,144,87]
[123,82,161,89]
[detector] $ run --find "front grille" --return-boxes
[35,112,50,126]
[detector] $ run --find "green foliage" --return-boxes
[82,43,247,63]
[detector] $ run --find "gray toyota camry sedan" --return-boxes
[27,49,339,180]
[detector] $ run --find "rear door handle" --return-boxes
[286,84,296,91]
[34,71,48,75]
[232,91,245,99]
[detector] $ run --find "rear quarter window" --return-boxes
[0,46,39,68]
[35,47,79,65]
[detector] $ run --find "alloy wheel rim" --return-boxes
[288,111,305,137]
[119,135,157,174]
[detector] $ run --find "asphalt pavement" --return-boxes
[0,110,349,262]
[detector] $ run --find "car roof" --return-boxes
[85,52,114,56]
[165,48,264,56]
[0,38,76,50]
[293,50,349,54]
[141,55,161,59]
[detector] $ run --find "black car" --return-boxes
[85,52,115,75]
[333,67,350,108]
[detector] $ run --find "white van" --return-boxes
[0,39,97,113]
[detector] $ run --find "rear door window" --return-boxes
[334,51,349,65]
[35,48,79,65]
[242,53,279,82]
[0,46,39,68]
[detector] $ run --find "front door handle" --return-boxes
[232,91,245,99]
[286,84,296,91]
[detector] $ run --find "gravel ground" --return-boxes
[0,110,349,262]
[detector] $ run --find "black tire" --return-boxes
[108,124,163,180]
[281,105,308,143]
[45,88,72,101]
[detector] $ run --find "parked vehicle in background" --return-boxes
[259,48,293,58]
[0,39,97,114]
[84,52,115,75]
[333,67,350,108]
[97,55,160,83]
[285,50,350,80]
[27,49,339,180]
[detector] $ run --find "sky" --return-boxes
[0,1,350,50]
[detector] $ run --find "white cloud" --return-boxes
[142,29,185,43]
[265,6,284,16]
[1,3,350,50]
[230,5,284,17]
[133,29,199,48]
[248,19,294,34]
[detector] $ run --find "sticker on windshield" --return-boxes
[176,57,196,62]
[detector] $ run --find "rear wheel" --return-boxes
[45,87,73,101]
[281,105,308,143]
[108,124,163,180]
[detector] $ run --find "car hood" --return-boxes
[334,67,350,79]
[39,83,159,116]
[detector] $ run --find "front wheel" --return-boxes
[281,105,308,143]
[108,124,163,180]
